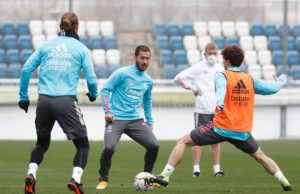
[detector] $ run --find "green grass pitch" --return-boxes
[0,140,299,194]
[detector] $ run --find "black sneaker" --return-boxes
[193,171,200,177]
[214,171,225,177]
[282,184,292,191]
[280,178,292,191]
[153,175,169,187]
[24,174,35,194]
[67,178,84,194]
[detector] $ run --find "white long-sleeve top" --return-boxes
[174,59,224,114]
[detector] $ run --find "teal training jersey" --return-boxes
[19,36,98,101]
[101,65,153,125]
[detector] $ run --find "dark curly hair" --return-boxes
[135,45,151,56]
[221,45,244,67]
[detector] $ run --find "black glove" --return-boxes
[217,105,224,112]
[18,100,30,113]
[86,93,96,102]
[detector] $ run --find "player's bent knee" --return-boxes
[74,137,90,151]
[79,143,89,153]
[252,148,266,162]
[82,139,90,150]
[148,142,159,151]
[177,138,185,145]
[177,134,193,145]
[37,134,51,147]
[104,146,116,155]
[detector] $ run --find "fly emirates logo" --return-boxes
[125,88,143,100]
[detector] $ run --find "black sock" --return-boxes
[72,137,89,169]
[30,135,51,164]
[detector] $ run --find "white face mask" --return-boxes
[207,55,217,65]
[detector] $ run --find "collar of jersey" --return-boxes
[226,66,240,72]
[132,64,145,75]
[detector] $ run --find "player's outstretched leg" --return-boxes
[251,148,292,191]
[96,146,115,190]
[211,143,225,177]
[24,174,36,194]
[24,135,51,194]
[67,137,89,194]
[154,134,195,187]
[191,146,201,177]
[144,142,159,173]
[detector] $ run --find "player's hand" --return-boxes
[216,105,224,116]
[86,93,96,102]
[193,88,202,96]
[193,92,202,96]
[276,74,288,84]
[18,100,30,113]
[217,105,224,112]
[105,114,114,123]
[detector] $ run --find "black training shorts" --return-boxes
[35,95,87,140]
[190,122,259,154]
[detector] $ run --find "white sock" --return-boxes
[193,165,200,173]
[274,171,285,182]
[213,165,221,174]
[72,167,83,183]
[27,163,38,179]
[162,164,175,175]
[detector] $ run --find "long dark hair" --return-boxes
[59,12,79,40]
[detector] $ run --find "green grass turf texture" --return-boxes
[0,140,299,194]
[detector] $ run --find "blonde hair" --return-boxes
[205,42,218,52]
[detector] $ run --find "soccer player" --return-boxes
[96,45,159,190]
[153,45,292,191]
[19,12,98,194]
[174,43,225,177]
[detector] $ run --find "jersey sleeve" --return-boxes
[174,65,200,92]
[252,75,287,95]
[19,49,42,101]
[82,49,98,99]
[101,69,124,115]
[143,81,153,125]
[215,72,227,107]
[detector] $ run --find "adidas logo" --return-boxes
[232,79,249,94]
[48,43,72,58]
[51,43,68,53]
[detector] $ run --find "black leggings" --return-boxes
[73,137,90,168]
[30,135,89,169]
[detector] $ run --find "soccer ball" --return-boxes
[133,172,155,191]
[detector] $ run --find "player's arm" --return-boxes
[215,72,227,112]
[101,69,123,121]
[174,65,200,94]
[19,50,42,101]
[19,49,42,112]
[82,49,98,101]
[252,74,288,95]
[143,82,154,127]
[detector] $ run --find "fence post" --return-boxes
[280,105,287,138]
